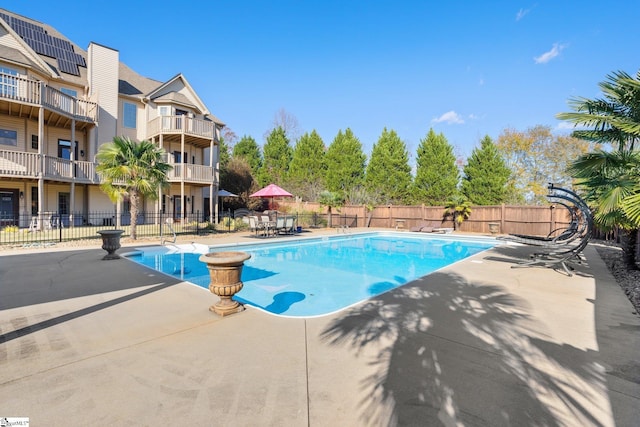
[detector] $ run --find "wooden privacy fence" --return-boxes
[277,201,573,236]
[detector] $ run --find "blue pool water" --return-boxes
[126,233,495,317]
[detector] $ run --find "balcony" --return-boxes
[1,149,213,185]
[147,116,215,148]
[0,72,98,128]
[168,163,214,184]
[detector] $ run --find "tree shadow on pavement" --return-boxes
[321,271,609,426]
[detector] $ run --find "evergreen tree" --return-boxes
[232,135,262,175]
[413,128,459,205]
[365,128,413,204]
[288,130,326,200]
[259,127,292,185]
[325,128,366,200]
[461,135,512,205]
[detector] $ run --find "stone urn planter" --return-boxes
[199,251,251,317]
[488,222,500,235]
[97,229,124,260]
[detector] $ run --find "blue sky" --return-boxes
[7,1,640,160]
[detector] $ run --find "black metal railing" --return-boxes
[0,210,360,246]
[0,211,212,246]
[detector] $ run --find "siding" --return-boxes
[0,116,25,150]
[87,42,119,150]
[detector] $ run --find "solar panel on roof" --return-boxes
[58,59,79,75]
[2,13,86,76]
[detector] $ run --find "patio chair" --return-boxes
[249,216,267,237]
[282,216,295,235]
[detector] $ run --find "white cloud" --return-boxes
[516,4,537,21]
[468,114,480,120]
[556,121,576,130]
[534,43,567,64]
[432,111,464,125]
[516,8,531,21]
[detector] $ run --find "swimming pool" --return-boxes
[126,232,495,317]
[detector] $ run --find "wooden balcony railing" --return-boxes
[0,151,39,177]
[0,72,98,122]
[169,163,214,183]
[0,149,213,184]
[147,116,214,140]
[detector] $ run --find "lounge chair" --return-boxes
[509,184,593,276]
[410,221,446,233]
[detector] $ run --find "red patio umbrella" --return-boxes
[250,184,293,209]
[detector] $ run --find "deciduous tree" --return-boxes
[496,125,592,204]
[220,157,263,211]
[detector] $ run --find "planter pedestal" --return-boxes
[199,251,251,316]
[97,230,124,260]
[488,222,500,235]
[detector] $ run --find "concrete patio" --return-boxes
[1,230,639,426]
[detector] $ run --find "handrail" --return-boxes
[0,72,98,122]
[147,116,214,139]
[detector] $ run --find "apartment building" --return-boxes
[0,8,223,228]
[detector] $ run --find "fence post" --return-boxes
[58,209,62,242]
[500,204,506,234]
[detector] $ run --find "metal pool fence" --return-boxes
[0,211,212,246]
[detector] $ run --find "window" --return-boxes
[0,129,17,146]
[123,102,137,129]
[58,193,70,215]
[31,187,38,216]
[59,88,77,113]
[173,151,187,163]
[159,106,170,130]
[0,66,18,97]
[58,140,71,159]
[58,139,78,159]
[31,135,38,150]
[60,87,77,97]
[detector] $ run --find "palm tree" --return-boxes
[568,150,640,267]
[443,195,472,231]
[96,137,172,240]
[557,70,640,267]
[318,190,344,228]
[556,70,640,152]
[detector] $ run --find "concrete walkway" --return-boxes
[1,231,639,426]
